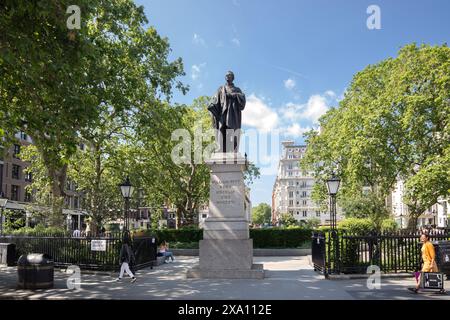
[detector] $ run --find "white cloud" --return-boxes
[280,93,331,124]
[191,63,206,81]
[193,33,206,47]
[284,78,296,90]
[216,41,224,48]
[325,90,336,98]
[242,94,279,132]
[231,38,240,47]
[284,123,310,138]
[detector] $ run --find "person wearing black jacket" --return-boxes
[116,242,136,283]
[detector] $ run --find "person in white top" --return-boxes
[158,241,175,263]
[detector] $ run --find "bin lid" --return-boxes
[17,253,53,265]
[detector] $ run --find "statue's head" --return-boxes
[225,71,234,83]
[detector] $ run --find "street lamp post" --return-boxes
[432,210,437,229]
[326,174,341,274]
[0,195,8,236]
[119,176,134,231]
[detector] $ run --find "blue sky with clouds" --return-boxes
[135,0,450,206]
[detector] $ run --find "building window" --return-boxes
[202,214,207,219]
[13,144,21,159]
[288,181,294,186]
[303,211,307,217]
[289,200,294,206]
[302,191,307,197]
[303,200,307,205]
[296,201,299,205]
[74,197,79,209]
[296,211,299,215]
[25,190,32,202]
[25,171,32,182]
[288,172,293,176]
[289,191,294,198]
[288,163,293,170]
[316,211,321,217]
[11,185,20,201]
[20,132,28,141]
[12,165,20,179]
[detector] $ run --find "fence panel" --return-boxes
[313,230,450,275]
[0,233,157,271]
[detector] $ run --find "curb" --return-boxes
[327,273,413,280]
[171,248,312,257]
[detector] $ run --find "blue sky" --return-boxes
[135,0,450,206]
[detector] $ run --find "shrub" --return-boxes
[139,227,203,245]
[250,227,312,248]
[338,218,376,234]
[4,224,68,236]
[380,219,398,232]
[136,227,312,248]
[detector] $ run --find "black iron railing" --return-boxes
[312,230,450,276]
[0,233,157,271]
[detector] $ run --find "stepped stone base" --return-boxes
[186,264,265,279]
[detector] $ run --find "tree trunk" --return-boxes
[407,212,420,231]
[48,164,68,227]
[175,207,182,229]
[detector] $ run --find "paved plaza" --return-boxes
[1,256,449,300]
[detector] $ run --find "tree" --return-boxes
[278,213,298,227]
[134,96,260,229]
[251,203,272,226]
[340,191,389,229]
[302,44,450,230]
[1,1,186,226]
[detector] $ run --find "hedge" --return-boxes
[138,227,312,248]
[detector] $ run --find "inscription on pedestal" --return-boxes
[213,179,240,206]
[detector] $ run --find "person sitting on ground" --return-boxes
[409,232,439,293]
[157,241,175,263]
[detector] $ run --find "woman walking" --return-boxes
[409,233,438,293]
[116,238,136,283]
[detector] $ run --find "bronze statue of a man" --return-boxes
[208,71,246,153]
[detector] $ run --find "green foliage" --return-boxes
[380,219,398,232]
[4,224,68,236]
[340,191,389,229]
[139,227,203,244]
[303,218,321,229]
[338,218,377,234]
[250,227,312,248]
[251,203,272,225]
[278,213,299,227]
[301,43,450,230]
[136,227,312,248]
[1,0,187,226]
[3,209,25,231]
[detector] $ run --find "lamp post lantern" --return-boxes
[326,175,340,231]
[326,174,341,274]
[120,176,134,231]
[0,195,7,236]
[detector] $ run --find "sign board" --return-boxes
[91,240,107,252]
[421,272,444,290]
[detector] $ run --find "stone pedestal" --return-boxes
[186,153,264,279]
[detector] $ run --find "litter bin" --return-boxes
[436,241,450,278]
[0,243,16,266]
[17,253,54,289]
